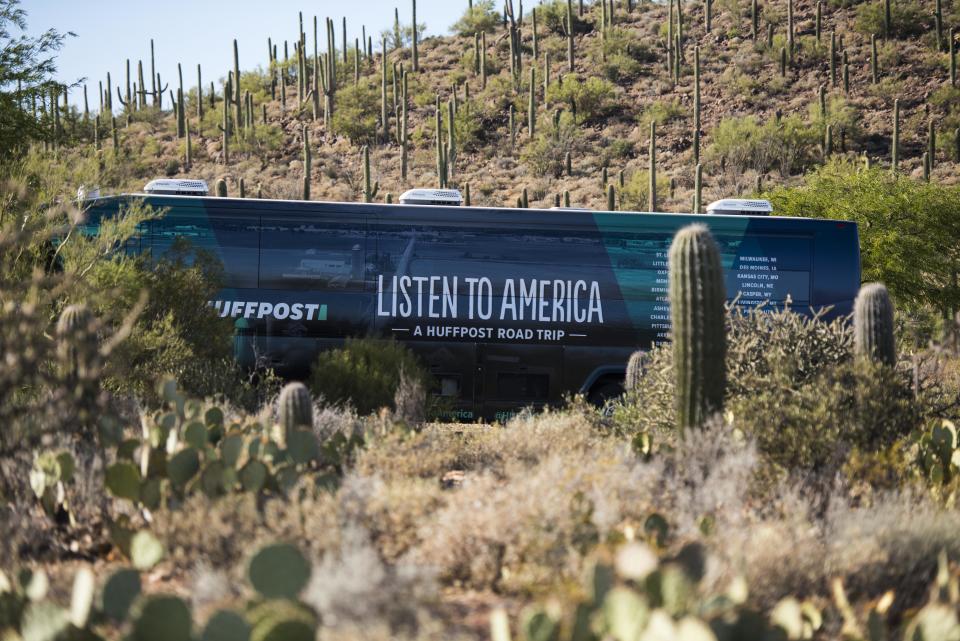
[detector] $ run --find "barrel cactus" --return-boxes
[853,282,896,366]
[625,351,646,393]
[668,224,727,431]
[215,178,228,197]
[279,382,313,443]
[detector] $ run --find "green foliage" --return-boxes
[308,338,430,415]
[855,0,930,38]
[767,160,960,311]
[620,169,670,211]
[329,80,379,144]
[807,94,862,143]
[707,114,819,177]
[637,98,686,130]
[451,0,500,35]
[0,1,71,156]
[521,110,582,177]
[615,303,927,474]
[545,74,617,123]
[589,28,655,82]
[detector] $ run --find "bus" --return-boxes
[81,192,861,421]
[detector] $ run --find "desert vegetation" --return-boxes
[5,0,960,639]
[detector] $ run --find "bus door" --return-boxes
[479,344,563,422]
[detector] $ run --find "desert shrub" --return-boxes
[767,160,960,311]
[614,305,928,476]
[451,0,500,35]
[707,114,818,177]
[330,81,380,144]
[441,99,485,152]
[521,110,583,177]
[538,0,591,34]
[546,74,617,123]
[459,46,501,77]
[637,98,686,129]
[619,169,672,211]
[309,338,430,415]
[85,236,238,403]
[855,0,929,38]
[589,28,655,82]
[597,137,635,167]
[808,95,863,144]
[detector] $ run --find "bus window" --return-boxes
[151,214,260,289]
[259,218,367,291]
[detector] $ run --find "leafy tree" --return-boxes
[767,160,960,312]
[0,0,72,156]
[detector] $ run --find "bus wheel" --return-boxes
[587,380,625,407]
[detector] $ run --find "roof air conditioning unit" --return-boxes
[143,179,210,196]
[705,198,773,216]
[399,188,463,206]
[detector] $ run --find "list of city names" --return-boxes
[641,235,812,343]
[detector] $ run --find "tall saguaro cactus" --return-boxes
[412,0,419,71]
[302,126,311,200]
[853,283,896,366]
[892,98,900,172]
[648,122,657,212]
[669,224,727,431]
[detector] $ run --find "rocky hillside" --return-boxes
[49,0,960,210]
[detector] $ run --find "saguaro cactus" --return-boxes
[302,126,311,200]
[648,122,657,212]
[892,98,900,172]
[362,145,379,202]
[412,0,419,71]
[279,382,314,445]
[215,179,228,197]
[669,224,727,431]
[626,351,646,392]
[853,283,896,366]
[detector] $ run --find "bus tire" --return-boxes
[587,379,625,407]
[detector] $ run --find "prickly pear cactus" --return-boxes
[668,224,727,431]
[853,282,896,367]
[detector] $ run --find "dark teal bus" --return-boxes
[82,194,860,421]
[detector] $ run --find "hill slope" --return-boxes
[40,0,960,210]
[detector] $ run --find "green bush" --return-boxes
[589,28,655,83]
[521,110,583,177]
[637,98,687,130]
[308,338,430,415]
[767,160,960,312]
[807,94,863,144]
[545,74,617,123]
[613,304,925,475]
[451,0,501,35]
[855,0,929,38]
[706,114,818,177]
[330,81,379,145]
[620,169,672,211]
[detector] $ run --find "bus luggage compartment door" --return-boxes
[479,344,563,422]
[406,342,478,422]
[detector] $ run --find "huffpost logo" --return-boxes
[209,300,327,321]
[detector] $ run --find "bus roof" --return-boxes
[83,193,856,227]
